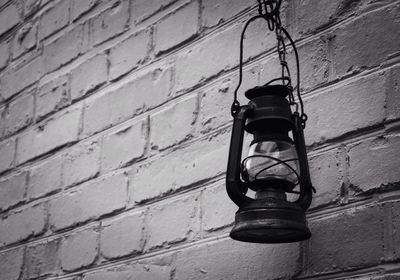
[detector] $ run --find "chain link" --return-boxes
[257,0,295,105]
[256,0,308,127]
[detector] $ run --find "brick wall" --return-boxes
[0,0,399,279]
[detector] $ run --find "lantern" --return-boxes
[226,0,314,243]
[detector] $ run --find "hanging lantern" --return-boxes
[226,0,314,243]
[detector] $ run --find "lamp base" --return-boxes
[230,198,311,243]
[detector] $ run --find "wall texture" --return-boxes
[0,0,399,279]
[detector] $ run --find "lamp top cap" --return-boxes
[245,84,291,100]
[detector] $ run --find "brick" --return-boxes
[61,227,98,271]
[175,25,238,92]
[231,65,261,103]
[0,3,20,36]
[259,55,284,86]
[39,0,70,40]
[386,65,400,121]
[70,54,107,101]
[109,29,150,80]
[199,72,257,134]
[0,172,27,211]
[288,36,330,91]
[155,2,199,54]
[175,17,279,93]
[100,211,144,259]
[23,0,41,17]
[101,121,146,172]
[0,138,15,173]
[132,0,177,23]
[91,0,129,46]
[0,57,42,100]
[201,183,237,234]
[0,39,10,70]
[28,156,62,199]
[294,1,394,39]
[259,38,329,92]
[71,0,98,21]
[0,247,24,280]
[202,0,253,28]
[83,68,171,137]
[391,201,400,260]
[49,173,127,231]
[43,23,89,73]
[348,135,400,192]
[12,21,37,59]
[150,95,198,150]
[83,262,171,280]
[3,92,34,136]
[145,194,200,250]
[309,149,341,208]
[294,0,344,37]
[305,72,386,145]
[24,239,61,279]
[63,139,101,188]
[17,105,82,163]
[131,131,228,203]
[0,203,46,246]
[174,239,300,280]
[242,15,281,61]
[307,205,383,275]
[36,74,69,121]
[332,4,400,77]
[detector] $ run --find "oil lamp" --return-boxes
[226,0,314,243]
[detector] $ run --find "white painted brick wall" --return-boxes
[100,211,144,259]
[70,53,107,101]
[154,1,199,54]
[0,203,46,246]
[307,205,383,275]
[49,173,127,231]
[62,139,101,188]
[28,155,63,199]
[101,121,147,172]
[3,91,34,135]
[109,29,150,80]
[60,226,99,271]
[201,183,237,234]
[0,0,399,279]
[24,238,61,279]
[145,194,200,250]
[16,105,82,163]
[91,0,129,46]
[12,21,37,59]
[38,0,70,40]
[0,57,43,100]
[150,94,198,150]
[0,138,15,173]
[0,3,20,36]
[0,247,24,280]
[0,172,27,211]
[36,74,69,121]
[43,23,89,73]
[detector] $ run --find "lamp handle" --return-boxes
[226,106,254,207]
[293,113,313,210]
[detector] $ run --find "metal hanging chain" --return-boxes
[231,0,307,127]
